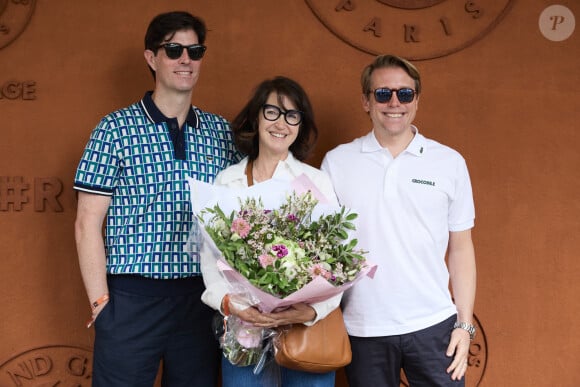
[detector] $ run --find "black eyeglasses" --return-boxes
[262,104,303,126]
[157,43,206,61]
[372,87,416,104]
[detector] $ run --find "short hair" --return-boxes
[360,54,421,96]
[232,76,318,161]
[144,11,207,78]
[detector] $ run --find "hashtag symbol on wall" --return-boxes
[0,176,30,211]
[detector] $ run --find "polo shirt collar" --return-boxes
[364,125,426,157]
[405,126,427,157]
[140,91,198,127]
[362,130,384,153]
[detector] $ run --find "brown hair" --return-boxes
[361,54,421,96]
[231,76,318,161]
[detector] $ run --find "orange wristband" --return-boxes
[91,294,109,310]
[221,294,230,316]
[86,294,109,329]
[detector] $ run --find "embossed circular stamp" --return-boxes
[0,345,93,386]
[305,0,514,60]
[466,314,488,385]
[0,0,36,50]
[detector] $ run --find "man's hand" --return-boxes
[446,328,471,380]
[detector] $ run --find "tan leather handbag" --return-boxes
[274,307,352,373]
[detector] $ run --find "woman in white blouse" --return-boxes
[201,76,341,387]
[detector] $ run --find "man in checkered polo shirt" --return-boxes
[74,11,241,386]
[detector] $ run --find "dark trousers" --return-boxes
[92,275,220,387]
[345,315,464,387]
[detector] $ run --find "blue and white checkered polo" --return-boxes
[74,92,242,279]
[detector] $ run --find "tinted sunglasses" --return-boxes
[158,43,206,61]
[373,87,416,104]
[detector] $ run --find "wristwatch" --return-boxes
[453,321,476,340]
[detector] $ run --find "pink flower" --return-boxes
[231,218,251,238]
[258,254,276,268]
[236,321,262,348]
[309,264,331,279]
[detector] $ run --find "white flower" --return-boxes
[281,260,298,280]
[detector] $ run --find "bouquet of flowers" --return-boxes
[201,190,367,298]
[187,175,376,370]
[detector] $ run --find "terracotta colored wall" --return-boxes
[1,1,578,386]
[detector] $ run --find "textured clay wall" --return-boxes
[1,1,578,386]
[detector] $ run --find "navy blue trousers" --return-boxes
[92,275,220,387]
[345,315,464,387]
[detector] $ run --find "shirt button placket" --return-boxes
[383,151,398,199]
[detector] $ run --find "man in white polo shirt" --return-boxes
[321,54,476,386]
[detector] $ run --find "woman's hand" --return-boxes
[225,294,276,326]
[224,294,316,328]
[259,303,316,327]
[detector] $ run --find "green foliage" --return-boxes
[200,191,368,297]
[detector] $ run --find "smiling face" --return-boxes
[257,92,300,159]
[362,66,419,142]
[144,29,202,96]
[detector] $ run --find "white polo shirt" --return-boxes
[321,127,475,336]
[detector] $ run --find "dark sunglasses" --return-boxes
[157,43,206,61]
[373,87,416,104]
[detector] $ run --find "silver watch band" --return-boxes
[453,321,476,340]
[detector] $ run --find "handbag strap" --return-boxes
[245,159,254,187]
